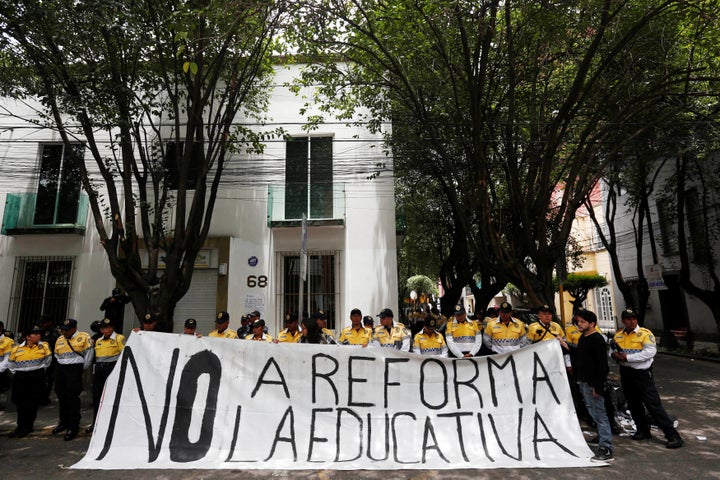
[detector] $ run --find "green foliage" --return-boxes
[405,275,439,299]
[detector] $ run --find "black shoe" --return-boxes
[64,429,78,441]
[591,447,614,462]
[666,435,684,449]
[16,428,33,438]
[52,424,68,435]
[589,435,599,444]
[86,424,94,434]
[631,431,652,441]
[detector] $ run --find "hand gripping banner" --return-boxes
[73,332,598,470]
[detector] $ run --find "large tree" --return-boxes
[286,0,701,314]
[0,0,284,330]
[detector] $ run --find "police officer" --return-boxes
[245,319,273,342]
[38,313,59,405]
[611,308,683,449]
[338,308,373,346]
[237,315,252,339]
[133,312,159,332]
[314,310,336,343]
[412,315,448,357]
[184,318,201,336]
[445,304,482,358]
[88,318,125,434]
[371,308,411,351]
[52,319,93,440]
[482,302,528,354]
[209,311,239,339]
[362,316,374,330]
[527,304,567,344]
[0,321,14,394]
[275,313,302,343]
[7,325,52,438]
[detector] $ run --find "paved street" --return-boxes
[1,353,718,480]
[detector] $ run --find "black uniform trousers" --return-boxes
[11,369,45,432]
[55,363,84,430]
[91,361,116,421]
[619,365,678,439]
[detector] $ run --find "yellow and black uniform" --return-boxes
[412,331,448,357]
[371,323,411,351]
[338,326,373,346]
[209,328,239,339]
[527,320,566,343]
[483,318,528,354]
[565,323,582,349]
[91,326,125,427]
[0,333,13,372]
[321,327,337,344]
[54,321,93,439]
[276,328,301,343]
[611,308,682,447]
[8,332,52,437]
[245,333,274,342]
[445,320,482,357]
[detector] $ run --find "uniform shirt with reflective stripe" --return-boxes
[276,329,301,343]
[209,329,239,339]
[244,333,274,342]
[8,341,52,373]
[527,321,565,343]
[94,332,126,363]
[445,320,482,356]
[55,331,93,368]
[0,335,13,372]
[565,324,581,348]
[413,332,448,357]
[483,318,528,353]
[338,326,372,346]
[371,324,411,351]
[321,328,337,344]
[613,326,656,370]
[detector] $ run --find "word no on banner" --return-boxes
[73,332,597,470]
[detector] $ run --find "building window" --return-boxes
[34,144,84,225]
[277,252,338,332]
[165,141,202,190]
[285,136,333,219]
[8,257,74,334]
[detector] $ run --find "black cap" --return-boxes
[499,302,513,313]
[60,319,78,330]
[577,309,598,324]
[377,308,394,319]
[252,319,265,329]
[538,304,553,313]
[350,308,362,316]
[99,318,113,328]
[27,324,42,334]
[250,310,261,318]
[312,310,328,320]
[486,307,498,315]
[454,304,466,315]
[286,312,299,322]
[90,320,101,333]
[185,318,197,329]
[112,288,121,295]
[424,315,438,329]
[362,316,374,325]
[216,311,230,323]
[143,313,159,323]
[621,308,638,319]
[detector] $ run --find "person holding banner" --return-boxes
[6,324,52,438]
[275,313,302,343]
[52,319,94,441]
[313,310,336,343]
[245,319,273,342]
[413,315,448,357]
[370,308,411,351]
[445,304,482,358]
[209,312,239,339]
[88,318,125,434]
[482,302,528,354]
[527,304,567,344]
[338,308,373,346]
[611,308,683,449]
[575,309,614,462]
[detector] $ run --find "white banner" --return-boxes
[73,332,597,470]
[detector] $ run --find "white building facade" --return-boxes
[0,64,399,337]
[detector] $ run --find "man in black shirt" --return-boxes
[575,309,614,462]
